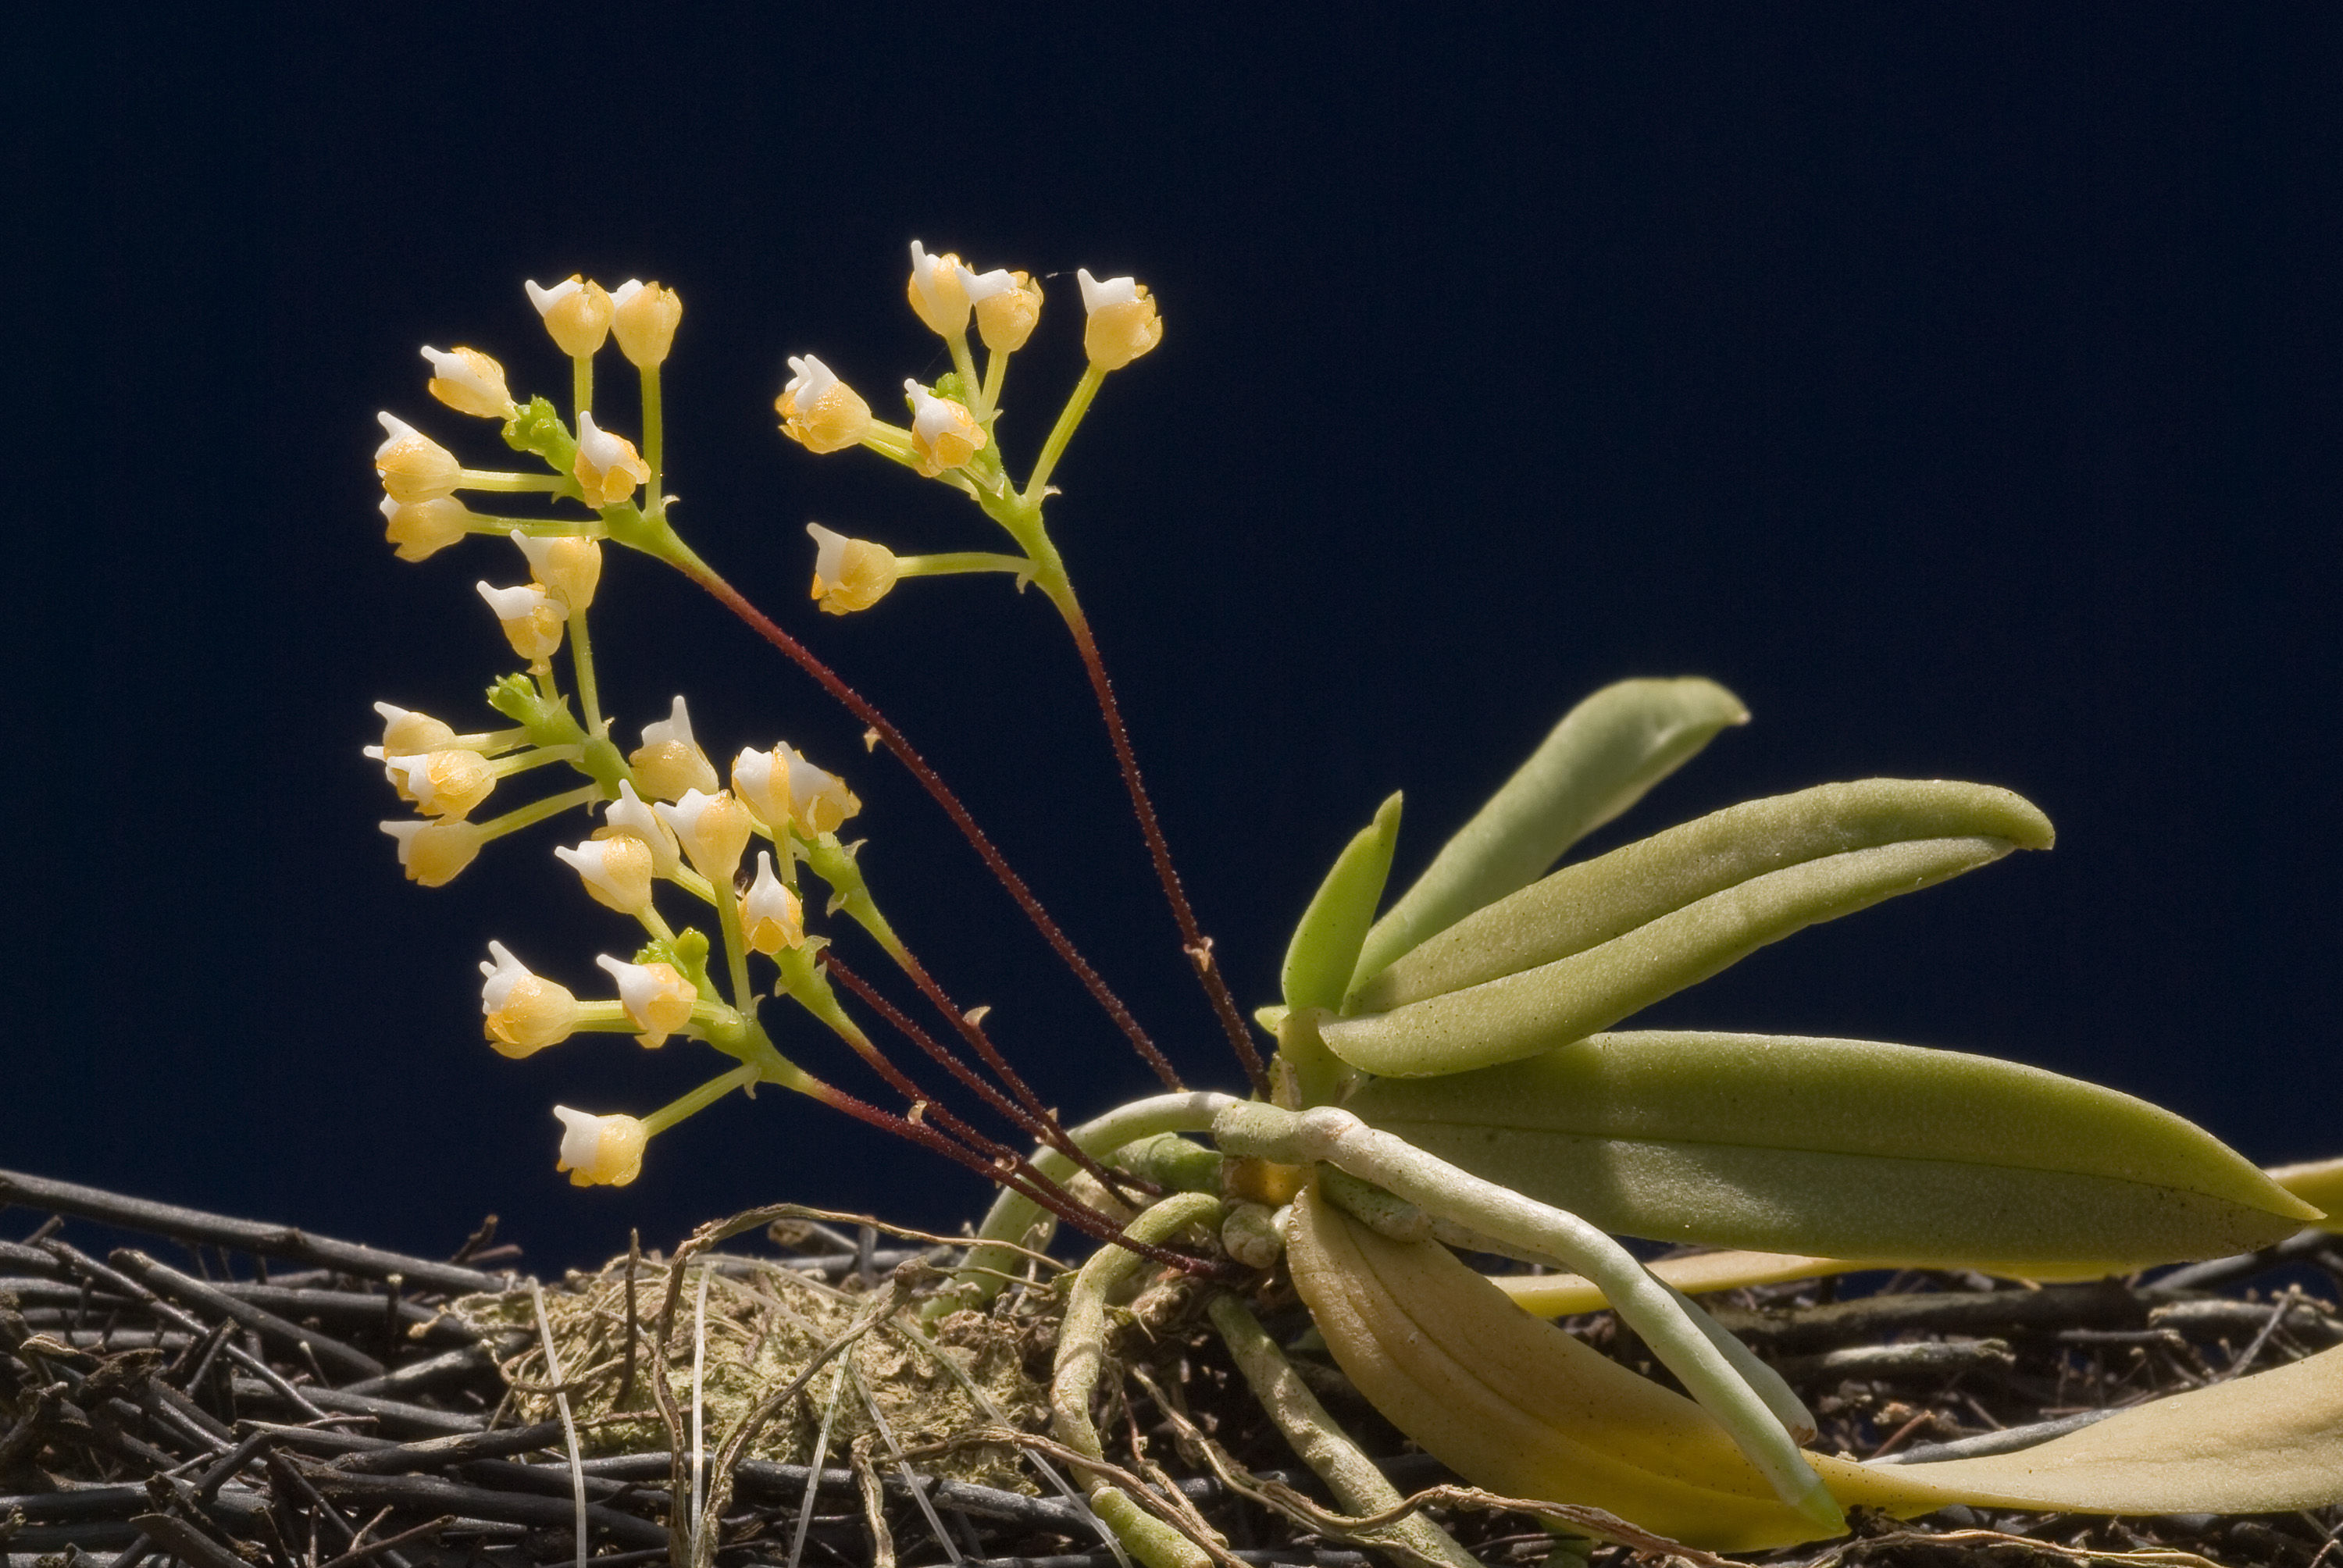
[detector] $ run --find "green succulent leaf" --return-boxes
[1354,778,2051,1018]
[1352,677,1748,990]
[1282,792,1403,1012]
[1345,1032,2321,1273]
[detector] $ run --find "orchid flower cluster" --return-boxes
[367,245,1171,1203]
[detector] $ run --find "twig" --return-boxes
[313,1512,455,1568]
[113,1250,387,1381]
[301,1469,669,1550]
[0,1170,506,1294]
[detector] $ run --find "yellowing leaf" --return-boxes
[2270,1154,2343,1231]
[1289,1186,2343,1553]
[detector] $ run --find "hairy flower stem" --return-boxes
[801,1074,1213,1273]
[672,553,1186,1092]
[822,952,1151,1206]
[1057,603,1271,1098]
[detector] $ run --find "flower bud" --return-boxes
[741,850,805,955]
[377,748,496,819]
[654,788,755,885]
[594,955,697,1048]
[779,743,861,836]
[730,746,790,832]
[510,531,602,611]
[805,523,899,615]
[381,818,486,887]
[526,276,614,357]
[420,346,515,419]
[776,355,872,454]
[904,381,986,476]
[380,494,474,562]
[975,270,1043,354]
[480,941,580,1058]
[906,241,974,336]
[374,413,462,504]
[629,696,719,800]
[374,700,456,755]
[476,581,566,663]
[555,834,656,914]
[553,1106,647,1187]
[572,412,651,508]
[601,779,682,877]
[610,280,683,367]
[1075,269,1164,370]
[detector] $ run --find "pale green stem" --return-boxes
[893,551,1034,580]
[457,470,572,493]
[947,332,982,417]
[474,783,601,841]
[566,610,603,737]
[640,1063,761,1137]
[1204,1293,1478,1568]
[855,423,922,469]
[928,1092,1239,1319]
[981,345,1010,414]
[464,515,606,537]
[1024,363,1106,501]
[640,362,664,514]
[637,903,676,945]
[451,726,533,755]
[712,873,753,1010]
[1053,1192,1223,1568]
[487,746,581,778]
[1210,1102,1844,1537]
[571,355,592,422]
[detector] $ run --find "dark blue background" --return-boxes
[20,7,2342,1273]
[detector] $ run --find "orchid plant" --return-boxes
[368,246,2343,1567]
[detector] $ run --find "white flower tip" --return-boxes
[377,494,398,519]
[613,279,645,305]
[594,953,633,981]
[376,410,418,440]
[960,265,1015,302]
[641,695,696,749]
[525,278,580,315]
[805,522,844,547]
[361,744,385,761]
[476,580,542,617]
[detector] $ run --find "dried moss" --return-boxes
[455,1254,1047,1493]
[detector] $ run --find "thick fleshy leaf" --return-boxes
[1353,779,2051,1015]
[1352,678,1747,990]
[1325,803,2038,1078]
[1346,1032,2318,1270]
[1282,793,1402,1012]
[1288,1186,2343,1553]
